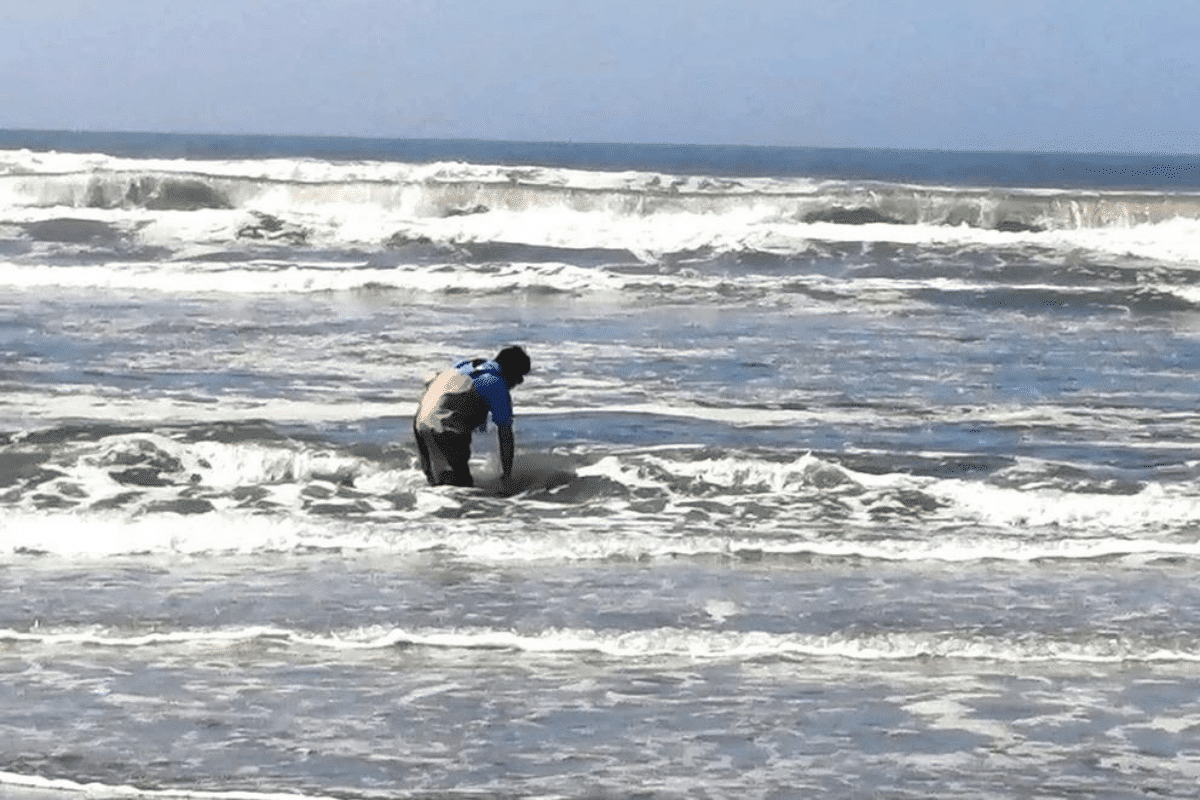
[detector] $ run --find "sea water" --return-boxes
[2,131,1200,798]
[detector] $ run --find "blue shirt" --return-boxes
[455,359,513,428]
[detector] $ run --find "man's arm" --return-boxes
[497,424,515,480]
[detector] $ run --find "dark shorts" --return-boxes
[413,424,473,487]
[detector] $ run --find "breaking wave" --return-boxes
[5,147,1200,292]
[4,425,1200,564]
[6,160,1200,234]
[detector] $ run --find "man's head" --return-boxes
[496,345,531,388]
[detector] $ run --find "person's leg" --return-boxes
[415,427,473,487]
[434,432,474,487]
[413,423,437,485]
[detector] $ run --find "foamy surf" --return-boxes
[6,622,1199,665]
[6,132,1200,800]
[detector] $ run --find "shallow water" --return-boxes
[3,133,1200,798]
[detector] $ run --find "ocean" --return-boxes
[2,129,1200,799]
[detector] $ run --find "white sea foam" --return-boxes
[0,148,817,195]
[0,769,338,800]
[7,622,1199,666]
[0,257,627,296]
[3,494,1197,564]
[931,478,1200,532]
[0,389,401,428]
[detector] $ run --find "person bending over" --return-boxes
[413,345,531,488]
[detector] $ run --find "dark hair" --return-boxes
[495,345,531,385]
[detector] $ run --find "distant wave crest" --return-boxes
[5,148,1200,233]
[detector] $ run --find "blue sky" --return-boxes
[1,0,1197,153]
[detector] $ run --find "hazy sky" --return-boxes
[2,0,1197,153]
